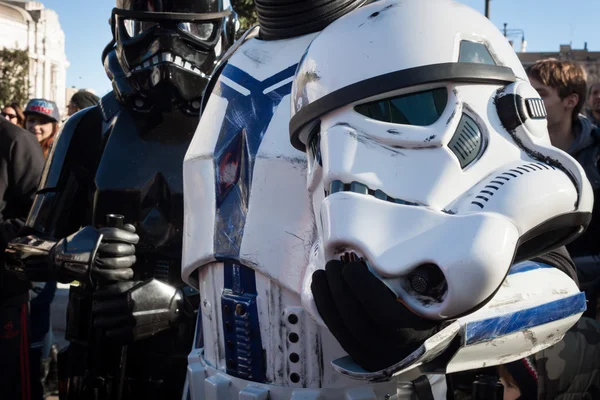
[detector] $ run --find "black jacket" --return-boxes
[536,317,600,399]
[566,116,600,257]
[0,119,45,301]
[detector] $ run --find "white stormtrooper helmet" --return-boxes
[289,0,593,320]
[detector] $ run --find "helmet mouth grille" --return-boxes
[448,113,482,168]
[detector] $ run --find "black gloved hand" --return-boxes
[312,253,442,372]
[49,224,139,284]
[92,224,139,283]
[92,279,183,342]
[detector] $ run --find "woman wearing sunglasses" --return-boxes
[1,102,26,128]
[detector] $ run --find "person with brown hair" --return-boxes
[526,59,588,152]
[22,98,61,398]
[527,59,600,321]
[23,99,61,158]
[1,103,26,129]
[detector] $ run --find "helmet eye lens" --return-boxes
[178,22,214,41]
[124,19,158,38]
[354,88,448,126]
[121,18,214,41]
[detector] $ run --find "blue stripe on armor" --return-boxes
[213,63,297,383]
[222,262,266,382]
[507,261,553,275]
[465,292,586,345]
[212,63,298,259]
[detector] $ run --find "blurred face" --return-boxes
[588,83,600,114]
[25,114,54,142]
[529,77,571,130]
[500,376,521,400]
[67,101,79,116]
[1,107,19,125]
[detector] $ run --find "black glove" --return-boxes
[49,224,139,284]
[93,224,139,283]
[312,253,442,372]
[92,279,183,342]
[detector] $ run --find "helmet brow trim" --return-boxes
[112,7,231,22]
[290,62,516,151]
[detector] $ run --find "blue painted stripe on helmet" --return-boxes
[465,292,586,345]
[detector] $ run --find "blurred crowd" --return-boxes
[2,91,100,157]
[3,58,600,400]
[0,90,98,399]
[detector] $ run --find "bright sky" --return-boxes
[40,0,600,97]
[38,0,113,95]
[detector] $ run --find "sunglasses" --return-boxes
[2,112,17,119]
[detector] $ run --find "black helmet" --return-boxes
[105,0,238,113]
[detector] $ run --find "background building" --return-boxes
[0,0,69,111]
[518,44,600,85]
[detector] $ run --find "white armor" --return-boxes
[182,30,447,399]
[289,0,592,322]
[182,1,590,398]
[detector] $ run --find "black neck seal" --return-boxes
[256,0,368,40]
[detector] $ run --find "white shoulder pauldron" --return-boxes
[183,34,318,293]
